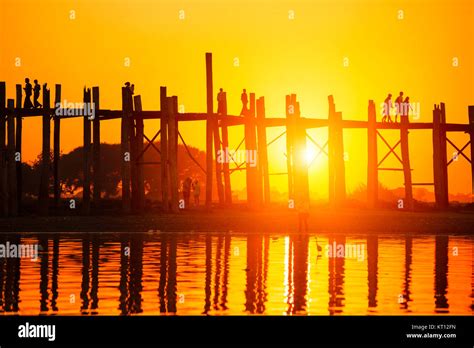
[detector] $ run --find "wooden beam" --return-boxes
[83,88,92,215]
[92,86,101,206]
[160,87,169,212]
[53,84,61,209]
[15,84,22,214]
[433,104,449,209]
[0,82,6,216]
[367,100,378,208]
[220,92,232,205]
[245,92,260,207]
[7,99,17,216]
[134,95,145,212]
[213,100,224,206]
[400,116,414,210]
[285,95,294,202]
[39,85,50,216]
[257,97,270,205]
[168,96,179,213]
[121,87,131,213]
[205,52,213,210]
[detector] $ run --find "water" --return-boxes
[0,232,472,315]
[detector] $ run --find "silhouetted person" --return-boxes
[182,177,192,208]
[23,78,33,109]
[382,93,393,123]
[240,89,248,116]
[401,96,413,121]
[131,84,135,95]
[217,88,225,115]
[124,82,133,95]
[394,91,404,123]
[33,80,42,108]
[192,179,201,206]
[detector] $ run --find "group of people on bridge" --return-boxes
[217,88,250,116]
[22,78,44,109]
[382,91,413,123]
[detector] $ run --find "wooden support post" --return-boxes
[15,84,22,214]
[121,87,131,213]
[292,97,309,207]
[220,92,232,205]
[213,105,224,206]
[134,95,145,212]
[400,115,414,210]
[440,103,449,205]
[53,84,61,210]
[468,105,474,202]
[39,85,50,216]
[433,104,449,209]
[285,95,294,202]
[367,100,378,208]
[92,86,101,207]
[328,96,346,206]
[0,82,6,216]
[7,99,17,216]
[245,92,260,207]
[168,96,179,213]
[160,87,169,212]
[130,95,138,213]
[83,88,92,215]
[205,52,214,210]
[256,97,270,205]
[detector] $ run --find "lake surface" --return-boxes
[0,232,472,315]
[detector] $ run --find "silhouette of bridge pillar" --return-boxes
[245,92,261,207]
[256,97,270,205]
[53,85,62,210]
[7,99,17,217]
[168,96,179,213]
[468,105,474,201]
[433,103,449,209]
[160,87,169,212]
[15,84,22,214]
[400,115,414,210]
[83,88,92,215]
[367,100,378,208]
[0,82,6,216]
[285,95,295,202]
[121,86,132,213]
[133,95,145,211]
[220,92,232,205]
[328,95,346,207]
[92,87,101,208]
[39,85,50,216]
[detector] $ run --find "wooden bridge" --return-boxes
[1,52,473,216]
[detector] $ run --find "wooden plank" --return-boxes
[432,104,449,209]
[469,105,474,201]
[92,86,101,206]
[121,87,131,213]
[134,95,145,212]
[160,87,169,212]
[53,84,61,209]
[220,92,232,205]
[0,82,6,216]
[7,99,17,216]
[15,85,22,214]
[400,116,414,210]
[83,88,92,215]
[205,52,213,210]
[39,85,50,216]
[256,97,270,204]
[367,100,378,208]
[168,96,179,213]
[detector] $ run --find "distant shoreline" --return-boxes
[1,209,473,234]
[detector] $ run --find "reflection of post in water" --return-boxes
[245,234,269,314]
[367,235,378,310]
[80,236,100,314]
[157,234,177,314]
[434,235,449,312]
[220,234,231,310]
[328,236,345,315]
[39,235,49,313]
[292,234,309,314]
[51,236,59,312]
[213,236,223,310]
[2,235,21,313]
[400,235,412,310]
[118,235,144,314]
[203,235,212,314]
[0,236,4,312]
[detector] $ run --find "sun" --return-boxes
[304,147,316,165]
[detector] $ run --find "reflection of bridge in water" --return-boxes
[2,53,474,216]
[0,233,471,315]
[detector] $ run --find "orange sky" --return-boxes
[1,0,473,198]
